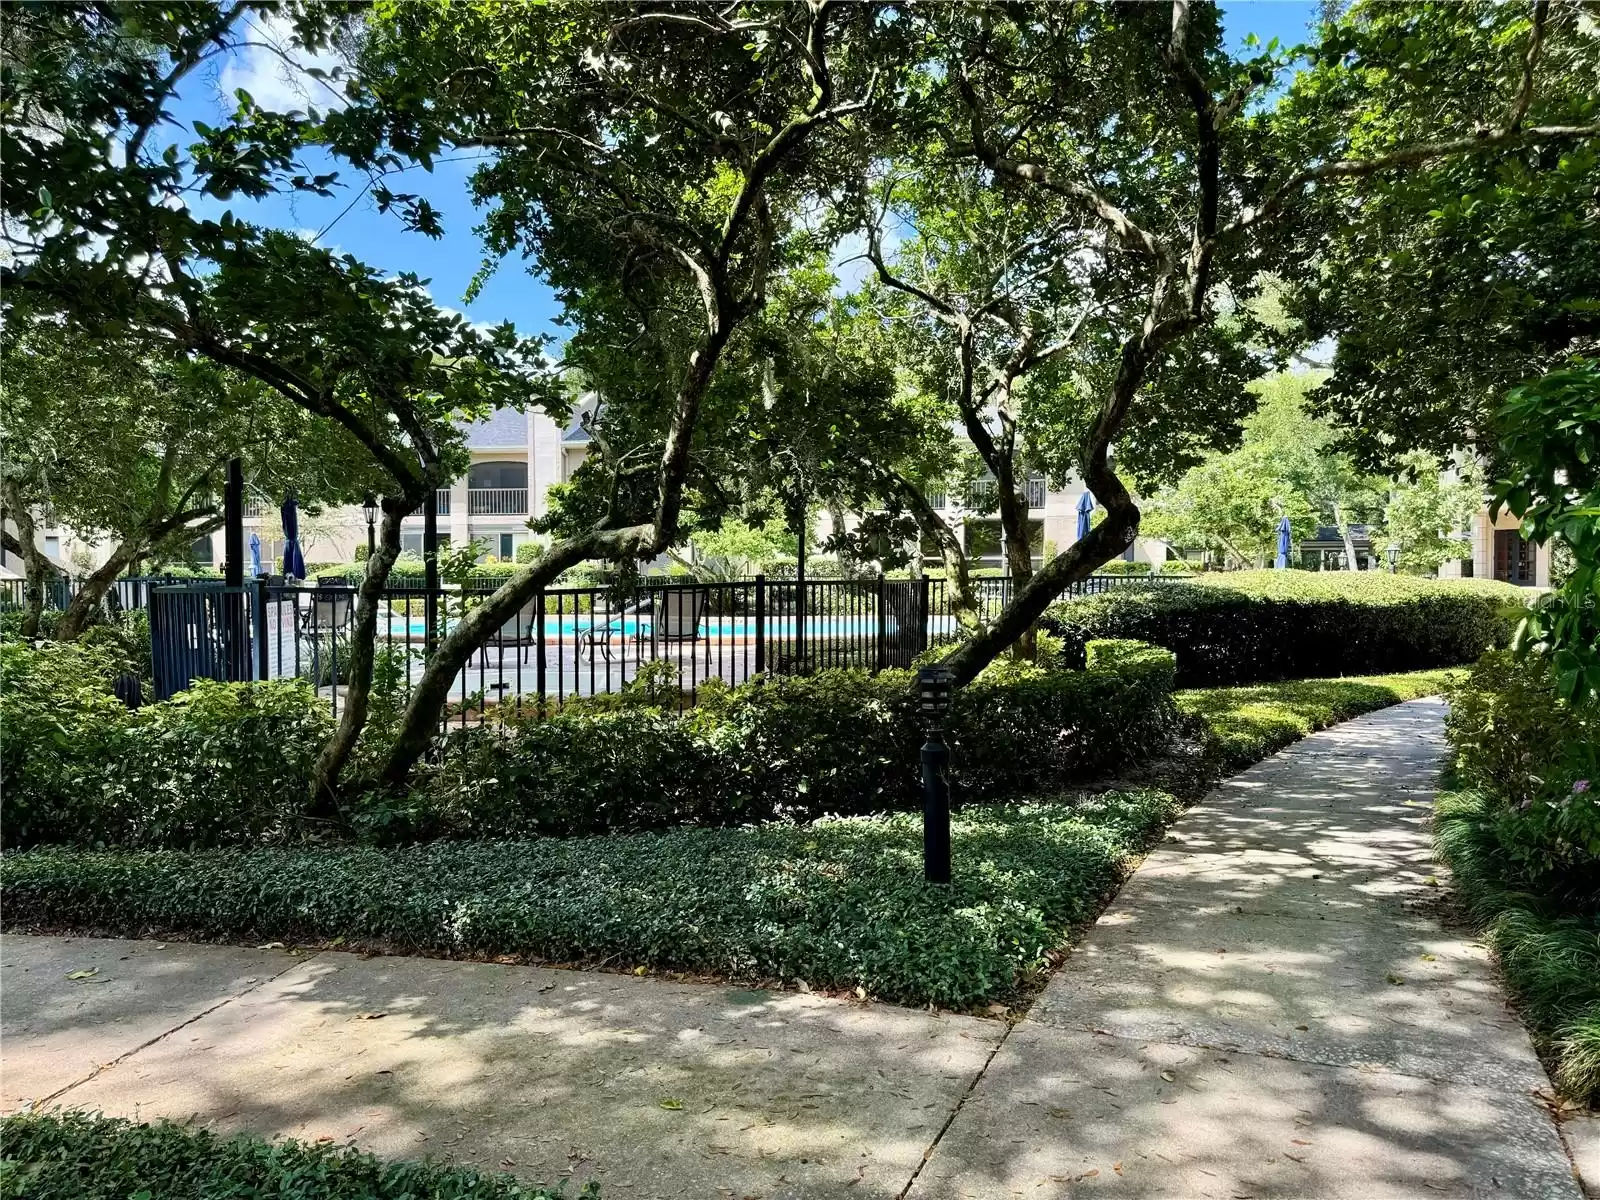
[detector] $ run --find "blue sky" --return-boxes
[175,2,1320,346]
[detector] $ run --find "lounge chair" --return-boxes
[647,586,711,669]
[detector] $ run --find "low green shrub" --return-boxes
[1177,669,1465,771]
[396,640,1177,840]
[1046,570,1527,686]
[1,641,330,850]
[0,793,1179,1009]
[0,641,128,847]
[1094,559,1153,575]
[0,1110,588,1199]
[1446,651,1600,909]
[1434,785,1600,1106]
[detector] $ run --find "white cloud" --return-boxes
[218,15,348,115]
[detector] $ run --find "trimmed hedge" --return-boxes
[2,634,1175,849]
[395,639,1177,840]
[1176,668,1465,772]
[1046,570,1528,686]
[0,1110,589,1199]
[0,792,1179,1010]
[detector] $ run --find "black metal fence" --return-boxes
[140,571,1180,724]
[0,573,213,616]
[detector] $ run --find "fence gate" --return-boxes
[150,584,269,700]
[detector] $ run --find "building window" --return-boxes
[1493,529,1535,585]
[44,535,61,560]
[402,532,424,556]
[189,534,213,565]
[468,460,529,490]
[498,533,515,560]
[925,489,947,511]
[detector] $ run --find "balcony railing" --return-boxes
[964,476,1047,510]
[404,489,454,517]
[469,487,528,516]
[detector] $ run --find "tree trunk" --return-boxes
[1,479,53,638]
[995,465,1037,659]
[54,540,141,640]
[894,475,982,638]
[376,527,627,789]
[1333,502,1361,570]
[940,323,1159,687]
[309,500,407,809]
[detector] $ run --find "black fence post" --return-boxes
[253,577,268,681]
[918,574,932,657]
[534,587,546,711]
[754,572,766,676]
[875,571,887,674]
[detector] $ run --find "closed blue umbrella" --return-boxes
[1275,515,1292,569]
[281,493,307,579]
[1076,490,1095,541]
[249,531,263,578]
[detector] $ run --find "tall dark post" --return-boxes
[794,500,807,670]
[918,664,954,884]
[753,572,766,675]
[223,458,251,681]
[223,458,244,588]
[423,486,439,654]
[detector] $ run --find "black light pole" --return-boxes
[918,663,954,884]
[1387,542,1400,573]
[363,494,378,560]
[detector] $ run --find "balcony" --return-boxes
[964,476,1047,510]
[403,489,454,517]
[468,487,528,516]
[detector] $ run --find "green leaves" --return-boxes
[1493,359,1600,702]
[0,1110,591,1199]
[0,793,1179,1009]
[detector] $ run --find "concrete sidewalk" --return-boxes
[909,699,1590,1199]
[3,700,1593,1198]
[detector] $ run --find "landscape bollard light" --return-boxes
[1387,542,1400,572]
[363,493,378,559]
[918,663,954,884]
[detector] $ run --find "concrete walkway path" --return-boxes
[909,698,1588,1199]
[3,700,1592,1198]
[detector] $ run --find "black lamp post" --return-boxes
[1387,542,1400,573]
[918,663,954,884]
[363,494,377,559]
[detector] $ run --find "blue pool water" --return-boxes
[382,614,953,639]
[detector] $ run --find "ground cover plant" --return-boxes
[0,1109,590,1200]
[0,793,1178,1011]
[1177,669,1466,773]
[1434,651,1600,1105]
[1047,572,1527,687]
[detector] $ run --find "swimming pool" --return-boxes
[381,613,957,640]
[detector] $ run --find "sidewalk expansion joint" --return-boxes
[30,951,322,1110]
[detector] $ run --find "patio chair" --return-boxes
[299,590,354,636]
[482,596,543,664]
[648,586,711,669]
